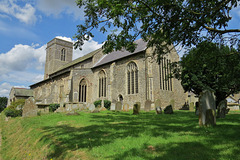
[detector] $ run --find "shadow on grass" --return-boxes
[39,111,240,159]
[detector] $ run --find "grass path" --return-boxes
[1,110,240,160]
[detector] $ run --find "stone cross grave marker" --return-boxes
[115,101,122,111]
[144,100,152,112]
[199,90,216,126]
[22,97,38,117]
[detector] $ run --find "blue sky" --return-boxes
[0,0,240,97]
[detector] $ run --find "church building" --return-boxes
[30,38,187,110]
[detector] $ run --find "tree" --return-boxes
[176,41,240,112]
[0,97,8,112]
[75,0,240,57]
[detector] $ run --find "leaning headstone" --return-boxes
[123,103,129,112]
[164,105,173,114]
[144,100,152,112]
[199,90,216,126]
[155,106,162,114]
[22,97,38,117]
[133,103,140,115]
[115,101,122,111]
[217,100,227,118]
[189,102,194,111]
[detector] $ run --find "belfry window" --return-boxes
[99,70,106,97]
[79,79,87,102]
[127,62,138,94]
[61,48,66,61]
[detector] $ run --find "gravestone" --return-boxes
[195,102,199,116]
[22,97,38,117]
[179,102,189,110]
[155,99,161,108]
[189,102,194,111]
[123,103,129,112]
[155,106,162,114]
[144,100,152,112]
[110,103,116,110]
[133,102,140,115]
[88,104,95,111]
[115,101,122,111]
[217,100,227,118]
[164,105,173,114]
[199,90,216,126]
[91,108,100,113]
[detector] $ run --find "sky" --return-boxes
[0,0,240,97]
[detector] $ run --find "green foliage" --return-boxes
[176,41,240,105]
[75,0,239,57]
[103,100,111,110]
[0,97,8,112]
[49,104,60,112]
[94,100,102,108]
[4,99,25,117]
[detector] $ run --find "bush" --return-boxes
[49,104,60,112]
[94,100,102,108]
[104,100,111,110]
[4,99,25,117]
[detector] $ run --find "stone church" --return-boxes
[30,38,187,110]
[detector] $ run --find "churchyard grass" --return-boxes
[1,110,240,160]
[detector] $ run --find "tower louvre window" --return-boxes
[61,48,66,61]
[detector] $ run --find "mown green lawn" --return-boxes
[1,110,240,160]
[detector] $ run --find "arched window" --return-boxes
[61,48,66,61]
[159,57,173,91]
[127,62,138,94]
[79,79,87,102]
[99,70,106,97]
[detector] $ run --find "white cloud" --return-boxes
[0,82,28,97]
[0,82,12,97]
[0,36,102,97]
[56,36,102,60]
[0,44,46,74]
[37,0,84,20]
[0,0,37,25]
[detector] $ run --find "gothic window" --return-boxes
[159,57,173,91]
[79,79,87,102]
[127,62,138,94]
[99,70,106,97]
[61,48,66,61]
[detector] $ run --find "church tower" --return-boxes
[44,38,73,79]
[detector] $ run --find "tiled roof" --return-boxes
[14,88,33,97]
[93,39,147,68]
[53,48,102,73]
